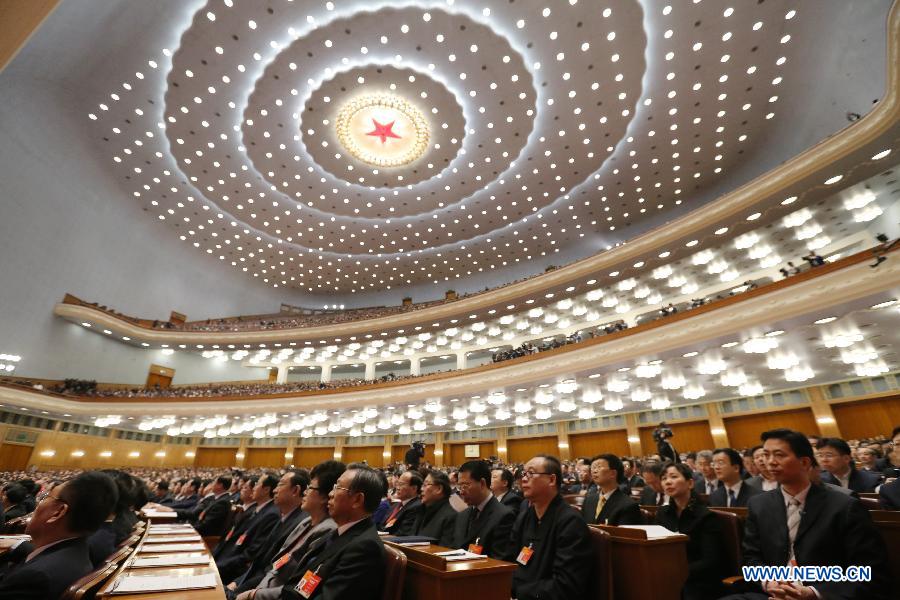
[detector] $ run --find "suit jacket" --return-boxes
[252,518,337,600]
[87,521,118,566]
[498,491,524,514]
[233,507,306,591]
[215,501,280,583]
[639,487,667,506]
[280,518,385,600]
[878,478,900,510]
[507,494,592,600]
[692,473,721,495]
[742,484,891,599]
[413,498,457,547]
[656,497,726,600]
[820,468,881,494]
[168,493,200,511]
[0,506,26,533]
[708,481,762,508]
[0,536,93,600]
[196,494,232,536]
[380,497,422,536]
[452,495,515,559]
[178,493,215,523]
[582,488,642,525]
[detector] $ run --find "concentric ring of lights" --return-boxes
[334,93,430,168]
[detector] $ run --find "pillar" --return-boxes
[235,437,248,468]
[333,436,345,461]
[625,412,643,456]
[433,432,445,467]
[706,403,731,448]
[276,365,289,384]
[365,361,376,381]
[383,437,393,468]
[409,357,421,376]
[557,425,571,461]
[807,386,842,437]
[456,352,467,371]
[496,428,508,463]
[285,437,297,466]
[320,364,332,383]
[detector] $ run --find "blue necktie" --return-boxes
[728,488,737,507]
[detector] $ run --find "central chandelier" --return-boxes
[334,93,430,167]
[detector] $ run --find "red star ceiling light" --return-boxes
[335,94,429,167]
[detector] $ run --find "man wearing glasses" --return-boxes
[378,470,423,536]
[0,471,119,600]
[452,460,514,559]
[507,454,592,600]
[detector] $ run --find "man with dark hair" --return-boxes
[639,463,667,505]
[152,480,172,504]
[507,454,591,600]
[379,470,422,536]
[453,460,514,559]
[167,478,201,510]
[745,445,778,492]
[227,470,309,593]
[567,457,595,495]
[192,475,233,536]
[583,453,641,525]
[709,448,761,507]
[817,438,881,493]
[693,450,721,495]
[0,484,28,532]
[621,457,644,492]
[18,480,37,512]
[216,473,280,583]
[490,467,523,512]
[414,470,457,546]
[720,428,891,600]
[0,471,119,599]
[279,465,386,600]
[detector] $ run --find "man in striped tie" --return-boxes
[720,428,890,600]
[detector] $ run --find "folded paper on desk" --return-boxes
[131,554,211,568]
[138,543,206,553]
[107,572,217,594]
[144,536,202,543]
[619,525,682,539]
[434,549,488,561]
[382,535,437,546]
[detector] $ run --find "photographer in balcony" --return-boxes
[653,422,680,464]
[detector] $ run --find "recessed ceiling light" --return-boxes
[765,330,785,337]
[715,227,729,235]
[682,351,699,357]
[870,299,897,309]
[814,317,837,324]
[721,341,739,348]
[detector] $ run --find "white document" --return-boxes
[618,524,682,539]
[434,549,488,561]
[138,543,206,553]
[131,554,211,568]
[107,572,217,594]
[144,536,202,543]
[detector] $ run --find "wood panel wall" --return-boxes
[447,442,497,466]
[341,446,384,467]
[391,444,435,465]
[831,395,900,440]
[245,447,289,469]
[569,429,631,459]
[639,420,715,454]
[0,443,33,471]
[723,408,819,449]
[194,447,238,468]
[292,447,336,468]
[507,436,559,464]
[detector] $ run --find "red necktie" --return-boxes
[384,503,401,526]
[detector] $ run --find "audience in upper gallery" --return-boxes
[377,469,422,536]
[720,428,891,600]
[277,464,386,600]
[709,448,762,508]
[816,437,881,493]
[452,460,515,559]
[507,454,592,600]
[0,471,119,599]
[227,470,309,596]
[490,467,524,513]
[656,462,728,600]
[412,470,457,546]
[583,454,642,526]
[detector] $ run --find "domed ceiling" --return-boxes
[85,0,876,295]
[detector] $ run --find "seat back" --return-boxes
[102,545,133,565]
[3,514,30,534]
[587,526,613,600]
[60,560,120,600]
[711,509,743,577]
[115,533,140,549]
[381,543,408,600]
[858,496,881,511]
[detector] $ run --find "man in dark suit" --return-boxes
[227,469,309,592]
[216,473,280,584]
[621,458,645,493]
[378,470,422,536]
[582,453,642,525]
[709,448,762,507]
[150,480,173,504]
[693,450,721,496]
[452,460,514,559]
[878,477,900,509]
[167,478,201,510]
[507,454,592,600]
[720,428,891,600]
[0,471,119,599]
[566,457,596,495]
[0,484,28,532]
[279,465,386,600]
[817,438,881,493]
[193,475,234,536]
[413,470,457,546]
[491,467,523,513]
[638,463,667,505]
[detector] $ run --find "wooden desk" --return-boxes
[591,525,689,600]
[385,542,517,600]
[97,528,225,599]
